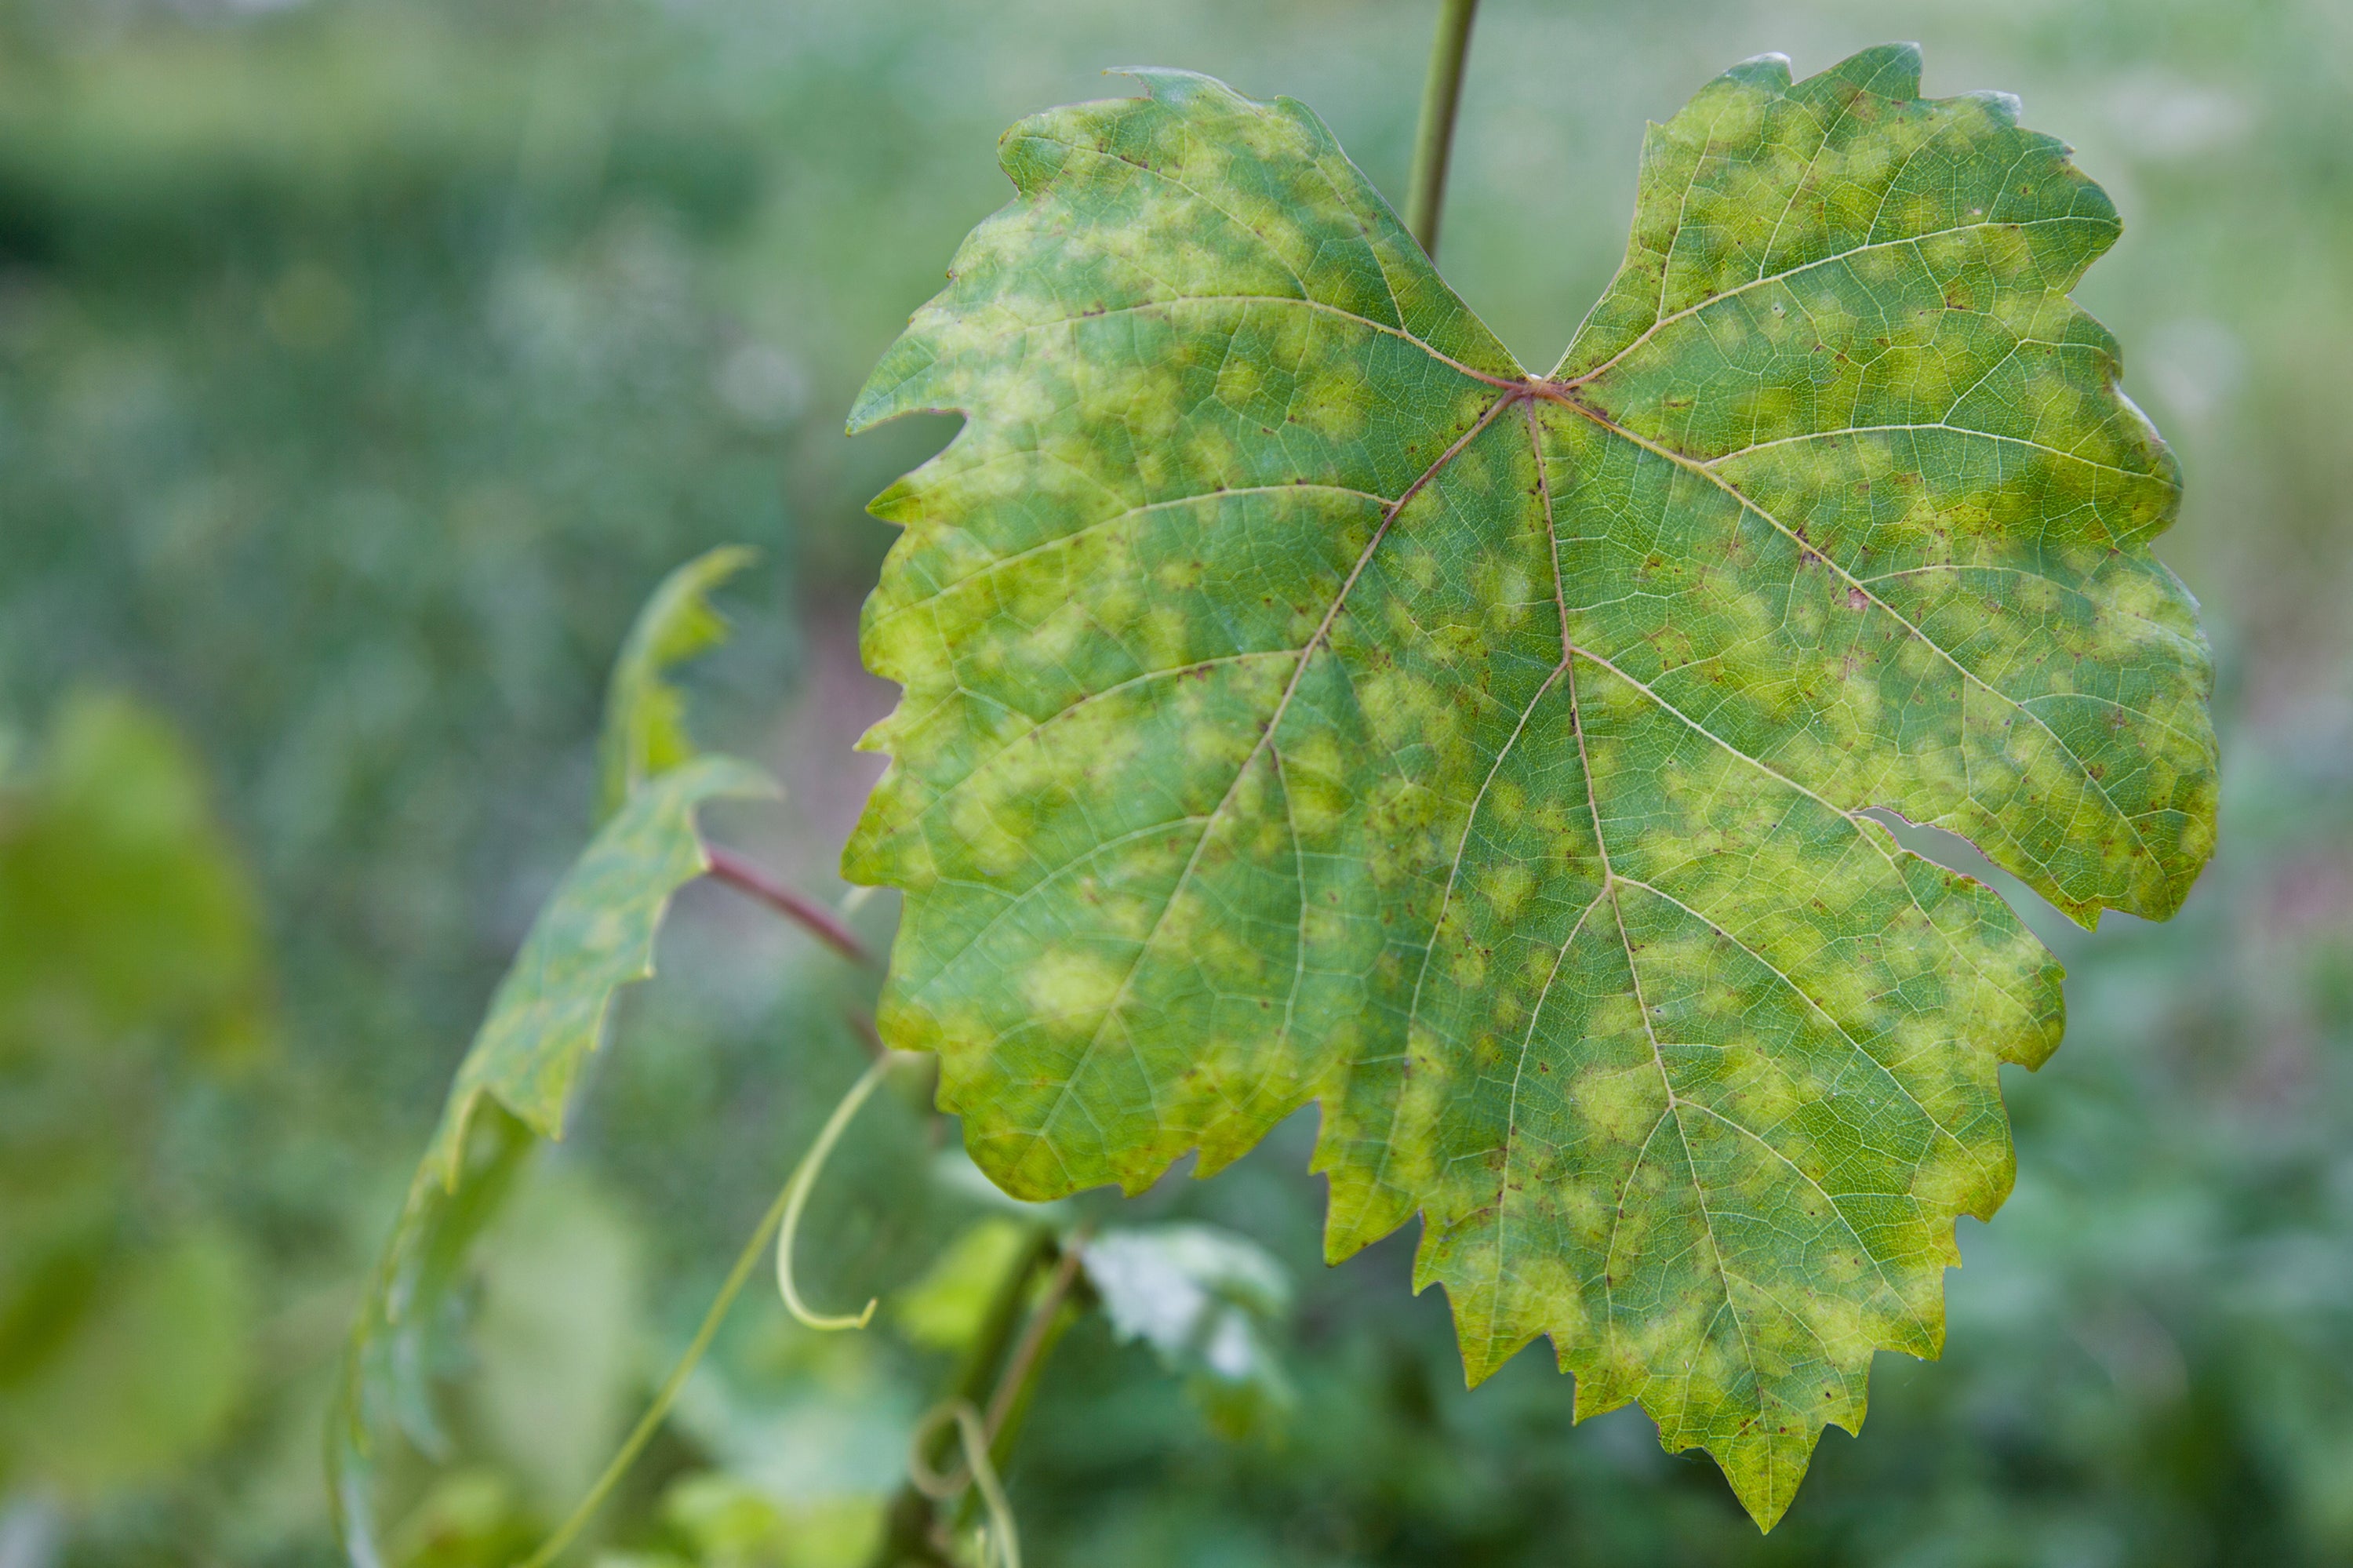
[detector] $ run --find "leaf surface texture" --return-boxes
[846,47,2217,1523]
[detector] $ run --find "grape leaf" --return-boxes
[427,753,779,1181]
[842,47,2217,1526]
[598,544,761,822]
[330,755,776,1563]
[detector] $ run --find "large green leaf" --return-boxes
[843,48,2217,1526]
[331,755,775,1563]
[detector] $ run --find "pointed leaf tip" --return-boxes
[598,545,761,821]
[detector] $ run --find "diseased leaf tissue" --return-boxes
[846,45,2216,1525]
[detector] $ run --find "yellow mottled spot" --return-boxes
[1022,947,1129,1022]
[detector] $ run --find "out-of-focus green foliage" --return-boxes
[896,1220,1042,1355]
[0,696,264,1497]
[1082,1225,1294,1442]
[0,694,265,1061]
[471,1168,645,1518]
[0,0,2348,1563]
[638,1473,882,1568]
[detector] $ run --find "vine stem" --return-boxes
[981,1238,1087,1442]
[1404,0,1482,260]
[905,1402,1020,1568]
[704,842,877,968]
[518,1048,905,1566]
[906,1235,1089,1557]
[776,1053,895,1330]
[955,1406,1020,1568]
[867,1228,1058,1567]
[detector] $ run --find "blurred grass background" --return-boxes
[0,0,2348,1563]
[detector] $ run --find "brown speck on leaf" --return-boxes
[1848,586,1867,610]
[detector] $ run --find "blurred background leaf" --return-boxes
[0,0,2347,1564]
[0,695,264,1503]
